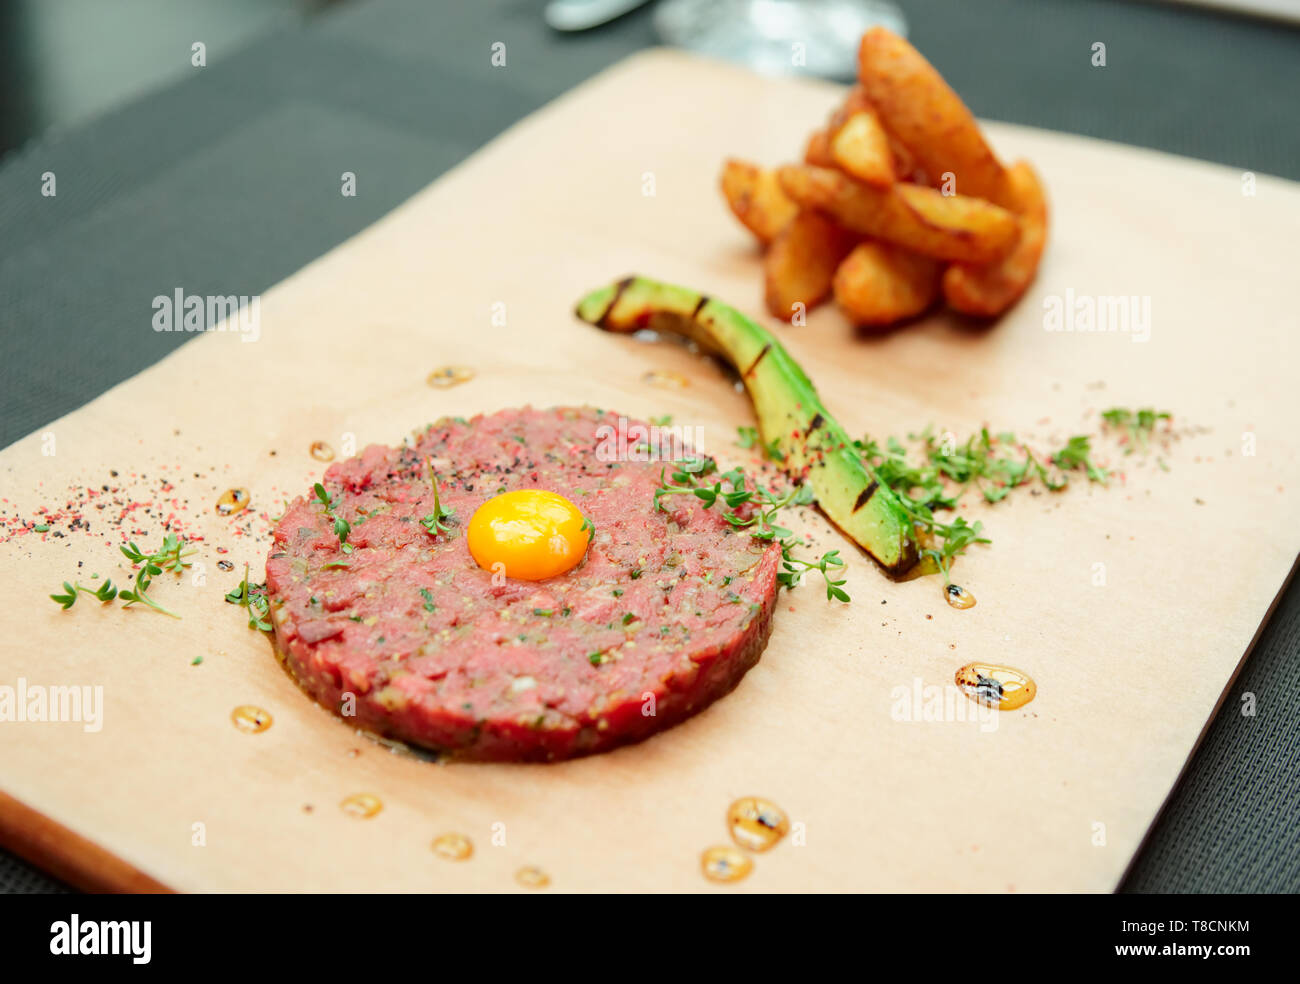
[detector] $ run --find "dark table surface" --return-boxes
[2,0,1298,894]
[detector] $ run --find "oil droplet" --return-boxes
[340,793,383,819]
[642,370,689,389]
[727,797,790,852]
[216,487,250,516]
[230,705,272,733]
[431,833,473,861]
[945,583,976,609]
[515,865,550,889]
[309,440,335,462]
[701,845,753,883]
[427,366,476,388]
[955,663,1036,711]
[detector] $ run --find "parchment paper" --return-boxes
[1,50,1297,892]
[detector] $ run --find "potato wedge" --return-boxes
[831,108,896,187]
[806,85,871,167]
[827,84,872,130]
[857,27,1015,208]
[720,159,798,245]
[942,160,1048,317]
[804,127,835,168]
[777,164,1018,264]
[833,241,940,326]
[764,210,856,319]
[887,133,924,185]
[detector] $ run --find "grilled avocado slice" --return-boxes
[575,276,918,576]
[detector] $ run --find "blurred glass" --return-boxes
[654,0,908,80]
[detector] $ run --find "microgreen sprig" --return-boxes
[51,533,194,617]
[778,548,849,602]
[224,563,271,631]
[920,516,987,586]
[315,482,354,553]
[419,459,456,537]
[116,533,194,617]
[49,578,119,610]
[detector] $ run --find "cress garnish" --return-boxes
[49,532,195,618]
[419,460,456,537]
[224,564,272,631]
[655,457,850,602]
[313,482,353,553]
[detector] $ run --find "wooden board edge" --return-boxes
[0,790,176,894]
[1113,550,1300,892]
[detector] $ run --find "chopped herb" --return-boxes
[420,587,437,613]
[1052,435,1108,485]
[533,608,554,617]
[650,414,673,426]
[734,425,783,460]
[1101,406,1171,455]
[655,463,847,601]
[621,612,636,625]
[854,424,1121,579]
[33,524,49,532]
[611,588,624,597]
[224,564,272,631]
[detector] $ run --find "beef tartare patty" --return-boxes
[265,406,781,761]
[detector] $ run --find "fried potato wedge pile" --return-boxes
[719,27,1048,328]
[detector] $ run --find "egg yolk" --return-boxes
[466,489,592,581]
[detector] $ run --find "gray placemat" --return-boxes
[2,0,1297,893]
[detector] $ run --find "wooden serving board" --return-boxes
[2,50,1298,893]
